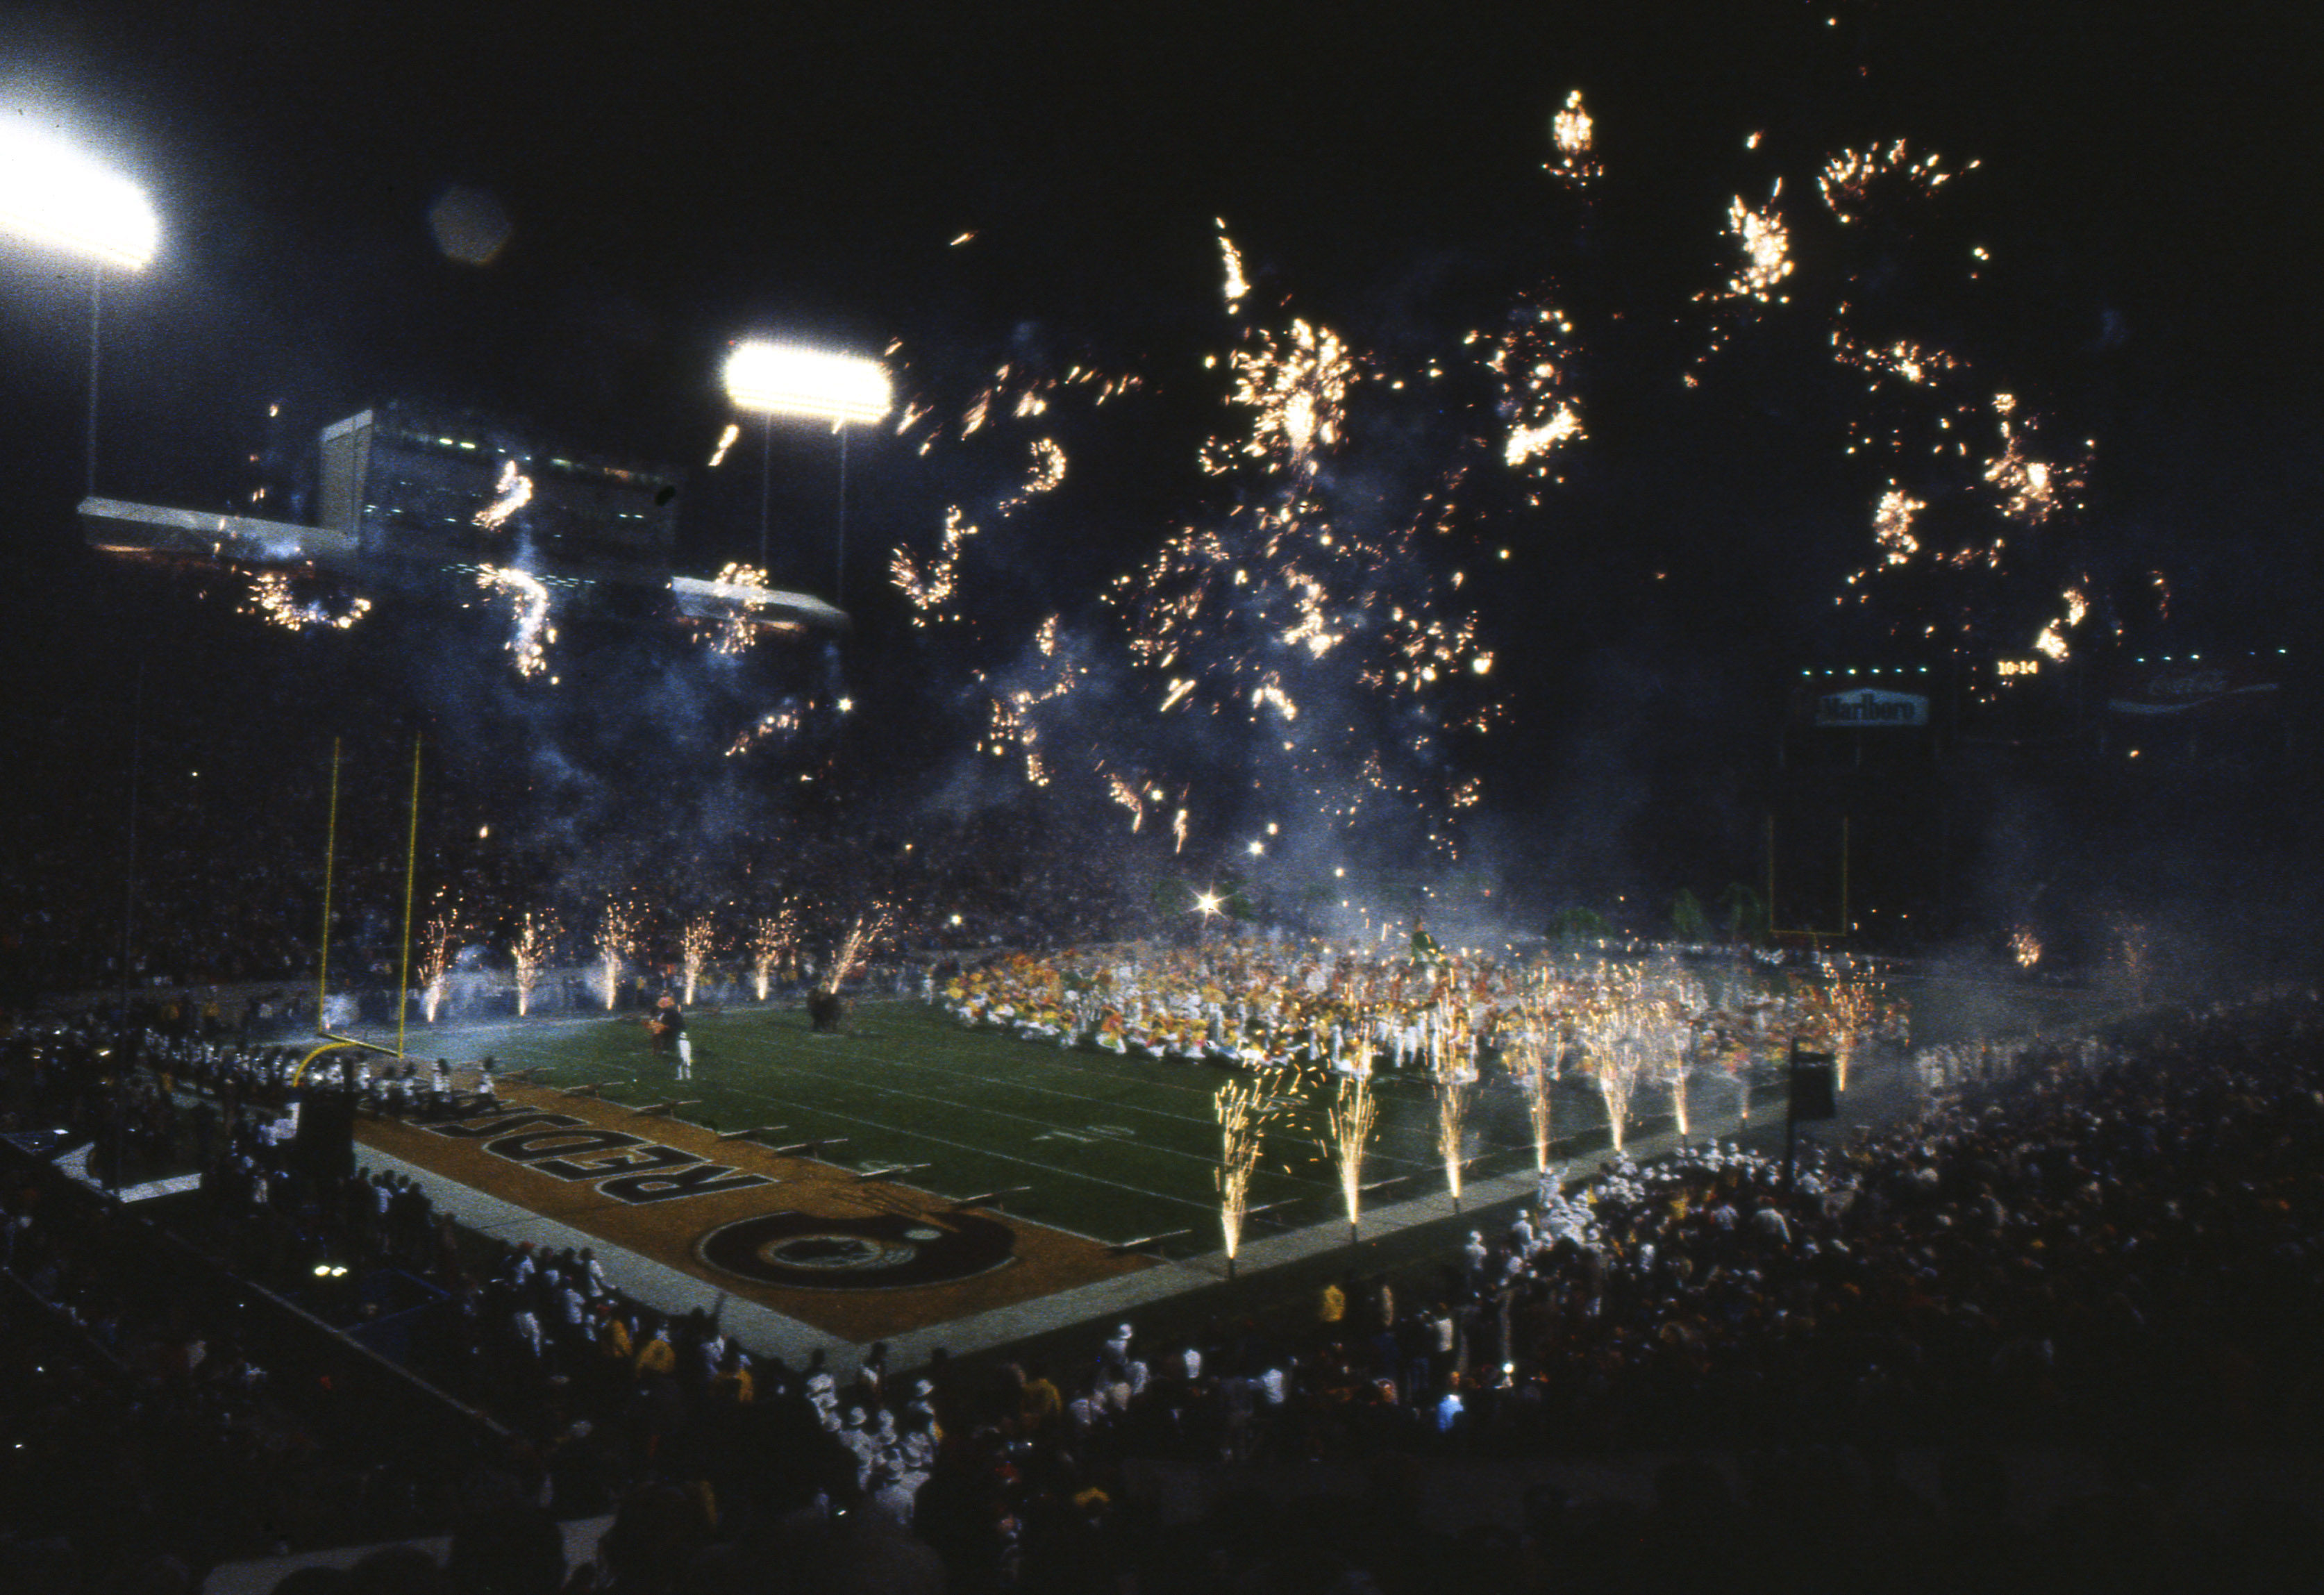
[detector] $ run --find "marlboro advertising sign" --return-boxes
[1812,687,1930,728]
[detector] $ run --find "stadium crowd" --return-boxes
[6,977,2324,1589]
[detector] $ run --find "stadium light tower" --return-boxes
[0,115,160,496]
[721,340,891,603]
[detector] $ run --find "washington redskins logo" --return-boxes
[699,1210,1016,1290]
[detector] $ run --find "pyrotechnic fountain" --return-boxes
[418,896,460,1023]
[1582,1000,1649,1155]
[1510,968,1564,1173]
[1432,1028,1475,1208]
[821,905,893,996]
[751,907,797,1002]
[1214,1075,1286,1275]
[512,911,555,1017]
[1323,1069,1378,1242]
[1819,960,1883,1092]
[596,901,637,1011]
[680,913,717,1005]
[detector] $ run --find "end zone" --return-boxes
[358,1082,1153,1345]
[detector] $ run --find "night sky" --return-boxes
[2,1,2318,924]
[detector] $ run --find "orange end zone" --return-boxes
[357,1082,1153,1343]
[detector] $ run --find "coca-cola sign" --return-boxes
[2109,662,2280,718]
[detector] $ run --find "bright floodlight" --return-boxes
[0,117,158,270]
[724,341,891,426]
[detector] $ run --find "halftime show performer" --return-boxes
[651,993,693,1080]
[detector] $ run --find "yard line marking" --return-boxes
[689,1078,1228,1218]
[741,1053,1351,1192]
[802,1038,1505,1171]
[417,1010,1539,1177]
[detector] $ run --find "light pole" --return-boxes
[721,341,890,604]
[0,116,160,494]
[3,115,158,1040]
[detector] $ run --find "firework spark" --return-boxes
[1871,487,1926,566]
[751,907,798,1001]
[821,905,893,996]
[512,910,557,1017]
[1214,1075,1287,1265]
[476,566,555,677]
[419,894,460,1023]
[1324,1070,1379,1235]
[1218,220,1250,310]
[696,562,774,655]
[596,900,638,1011]
[474,458,533,531]
[1715,185,1795,304]
[1819,961,1883,1092]
[680,912,717,1005]
[1982,394,2074,525]
[1546,89,1601,185]
[1212,317,1354,479]
[1818,140,1966,224]
[1510,971,1564,1171]
[242,571,371,632]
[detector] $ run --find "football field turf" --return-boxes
[392,999,1637,1257]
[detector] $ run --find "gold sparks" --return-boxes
[475,566,555,676]
[242,571,371,632]
[511,910,557,1017]
[1324,1071,1379,1231]
[474,458,533,531]
[822,905,894,996]
[893,506,978,619]
[726,704,801,758]
[1716,185,1795,303]
[1214,1075,1290,1262]
[1835,335,1966,388]
[707,422,740,467]
[1546,90,1601,185]
[1214,319,1355,479]
[1103,771,1146,831]
[1819,140,1966,224]
[1874,487,1925,565]
[894,440,1063,626]
[698,562,774,655]
[1506,403,1584,468]
[1982,394,2076,524]
[1218,220,1249,310]
[419,893,461,1023]
[751,906,798,1001]
[596,900,639,1010]
[680,913,718,1005]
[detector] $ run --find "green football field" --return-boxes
[387,999,1691,1256]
